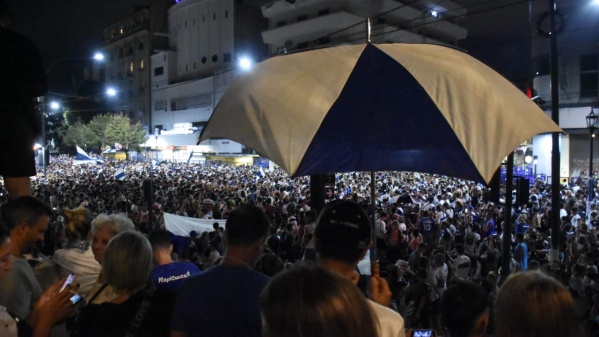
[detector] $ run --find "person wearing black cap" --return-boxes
[314,200,406,337]
[0,0,47,198]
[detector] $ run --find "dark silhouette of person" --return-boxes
[0,0,47,197]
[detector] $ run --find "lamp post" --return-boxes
[42,52,105,175]
[41,99,60,175]
[587,108,598,219]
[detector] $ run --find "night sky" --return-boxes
[7,0,149,67]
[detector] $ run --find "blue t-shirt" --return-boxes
[484,219,495,237]
[419,217,435,234]
[171,264,270,337]
[151,261,201,292]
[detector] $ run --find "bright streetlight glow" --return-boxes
[106,87,117,97]
[49,101,60,110]
[93,52,105,61]
[431,10,439,17]
[238,56,253,71]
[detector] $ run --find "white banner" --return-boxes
[164,213,226,237]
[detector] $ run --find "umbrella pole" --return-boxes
[500,153,514,284]
[370,171,377,263]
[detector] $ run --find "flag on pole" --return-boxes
[73,146,103,165]
[114,168,126,181]
[256,166,265,181]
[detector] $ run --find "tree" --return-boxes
[62,108,79,127]
[84,114,113,150]
[105,114,147,151]
[61,121,87,148]
[60,114,147,154]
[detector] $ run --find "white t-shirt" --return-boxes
[452,254,471,281]
[53,246,102,297]
[368,299,406,337]
[0,306,17,337]
[375,220,387,239]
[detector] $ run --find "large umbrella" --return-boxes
[200,43,561,184]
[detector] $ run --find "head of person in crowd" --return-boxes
[63,206,93,243]
[260,263,379,337]
[314,200,371,272]
[441,281,489,337]
[0,196,53,255]
[255,253,284,277]
[103,231,152,294]
[0,225,11,278]
[90,213,134,264]
[148,229,173,266]
[495,271,579,337]
[222,204,270,267]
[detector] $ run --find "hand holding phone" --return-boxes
[60,274,75,292]
[69,293,83,305]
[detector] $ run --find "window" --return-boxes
[223,53,231,63]
[225,10,228,18]
[139,59,144,70]
[297,14,307,22]
[580,54,598,99]
[201,57,207,64]
[276,20,286,27]
[154,66,164,76]
[129,62,134,73]
[154,100,166,111]
[138,43,144,50]
[212,55,218,62]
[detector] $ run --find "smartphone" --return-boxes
[69,293,83,305]
[411,330,434,337]
[60,274,75,292]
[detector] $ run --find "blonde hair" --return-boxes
[63,207,93,242]
[495,271,579,337]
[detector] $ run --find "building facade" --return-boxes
[530,0,599,179]
[261,0,467,54]
[98,0,469,161]
[147,0,470,161]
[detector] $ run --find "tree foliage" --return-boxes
[61,120,87,148]
[61,114,147,152]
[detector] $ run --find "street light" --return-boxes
[238,56,254,71]
[40,99,61,175]
[587,107,598,218]
[106,87,117,97]
[42,52,105,175]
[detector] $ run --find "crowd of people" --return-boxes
[0,155,597,337]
